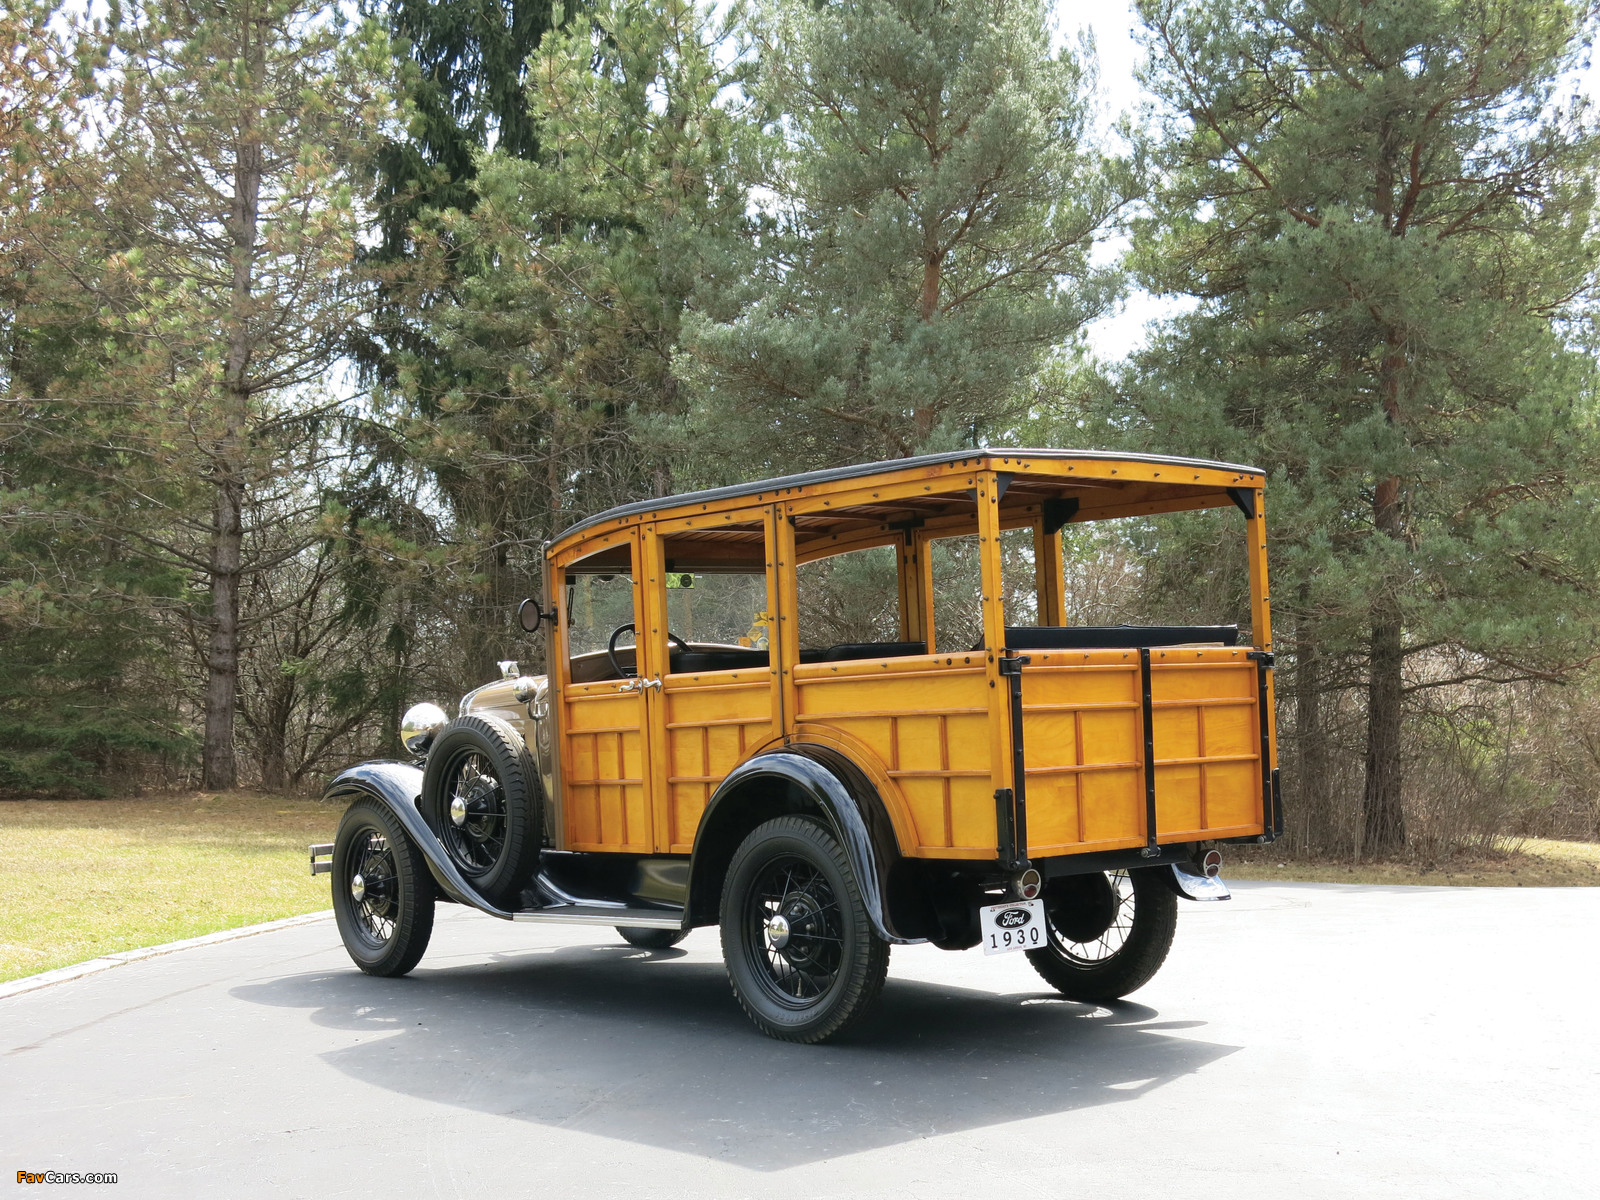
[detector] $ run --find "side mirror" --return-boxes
[516,597,545,633]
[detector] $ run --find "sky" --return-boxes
[1057,0,1178,361]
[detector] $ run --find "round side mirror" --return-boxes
[516,597,543,634]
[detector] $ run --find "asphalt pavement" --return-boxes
[3,882,1596,1199]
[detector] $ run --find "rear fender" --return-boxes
[686,745,924,943]
[322,760,514,919]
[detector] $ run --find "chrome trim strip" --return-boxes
[510,907,683,929]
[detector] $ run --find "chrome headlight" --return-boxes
[400,702,450,755]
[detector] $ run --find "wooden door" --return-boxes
[558,531,655,853]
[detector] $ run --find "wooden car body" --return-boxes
[384,448,1280,942]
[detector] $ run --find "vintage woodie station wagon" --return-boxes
[314,448,1282,1042]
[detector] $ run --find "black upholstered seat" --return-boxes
[974,625,1239,651]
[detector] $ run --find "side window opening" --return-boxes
[662,570,773,675]
[565,564,637,682]
[995,509,1251,651]
[664,571,770,649]
[794,544,907,656]
[929,528,1037,652]
[656,526,772,675]
[1058,511,1249,634]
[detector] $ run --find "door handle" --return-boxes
[640,676,663,691]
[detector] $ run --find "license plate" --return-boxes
[980,899,1045,956]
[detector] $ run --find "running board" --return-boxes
[510,905,683,929]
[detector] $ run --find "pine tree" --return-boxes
[379,0,757,685]
[5,1,397,788]
[677,0,1128,472]
[354,1,576,685]
[366,0,555,261]
[1124,0,1600,852]
[357,0,559,388]
[0,3,190,792]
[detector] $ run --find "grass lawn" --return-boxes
[2,793,1596,985]
[0,792,339,984]
[1225,837,1600,887]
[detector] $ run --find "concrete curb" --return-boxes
[0,910,335,1001]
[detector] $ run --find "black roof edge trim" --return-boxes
[552,448,1264,548]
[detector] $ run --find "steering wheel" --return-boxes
[605,623,690,679]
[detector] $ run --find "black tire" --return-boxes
[331,797,435,977]
[617,926,689,950]
[420,714,542,906]
[720,816,889,1043]
[1025,867,1177,1002]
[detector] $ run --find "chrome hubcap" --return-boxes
[449,795,468,827]
[350,873,366,902]
[765,913,791,949]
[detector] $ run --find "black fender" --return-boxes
[322,760,515,920]
[685,744,925,944]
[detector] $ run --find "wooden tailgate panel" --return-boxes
[1020,655,1146,855]
[1020,648,1265,856]
[1149,653,1263,840]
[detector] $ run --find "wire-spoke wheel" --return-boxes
[1026,868,1176,1002]
[439,751,508,873]
[331,798,434,977]
[420,715,542,906]
[720,817,888,1043]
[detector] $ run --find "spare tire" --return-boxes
[420,713,542,906]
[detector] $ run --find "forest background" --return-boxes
[4,0,1599,864]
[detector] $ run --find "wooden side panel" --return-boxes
[563,682,651,852]
[793,656,993,857]
[661,671,772,853]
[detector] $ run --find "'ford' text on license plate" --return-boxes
[979,899,1045,956]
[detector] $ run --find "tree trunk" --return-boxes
[1361,305,1409,854]
[202,477,243,789]
[1292,621,1328,853]
[1362,460,1408,855]
[1362,128,1409,855]
[257,676,294,794]
[1362,575,1407,855]
[203,43,263,789]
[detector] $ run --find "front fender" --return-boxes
[687,745,923,944]
[322,760,514,919]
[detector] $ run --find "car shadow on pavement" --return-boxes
[231,942,1237,1171]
